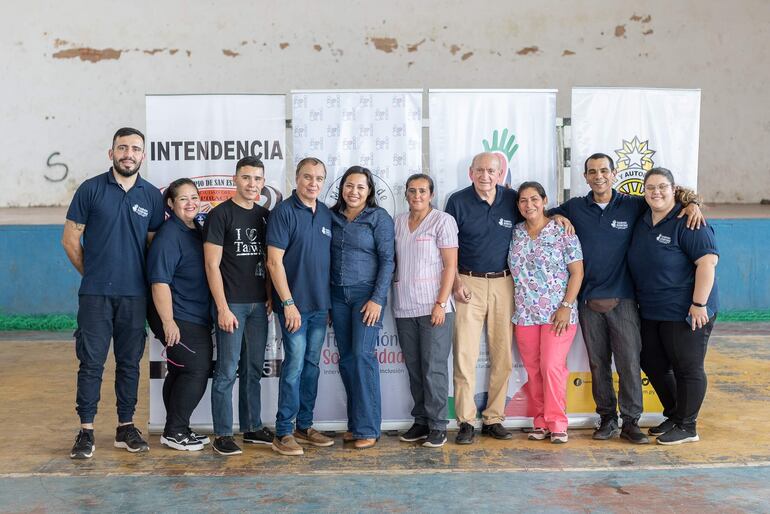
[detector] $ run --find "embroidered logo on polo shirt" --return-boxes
[656,234,671,245]
[321,227,332,237]
[610,220,629,230]
[498,218,513,228]
[131,204,149,217]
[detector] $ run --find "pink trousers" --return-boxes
[516,324,578,433]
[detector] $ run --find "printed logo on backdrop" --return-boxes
[482,129,519,188]
[323,173,396,214]
[161,175,283,223]
[614,136,656,196]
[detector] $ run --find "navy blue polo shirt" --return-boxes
[550,190,647,301]
[147,214,211,326]
[445,185,520,273]
[627,204,720,321]
[266,190,332,313]
[66,169,164,296]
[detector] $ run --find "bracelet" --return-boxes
[692,301,707,308]
[282,298,295,307]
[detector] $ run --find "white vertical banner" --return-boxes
[145,94,287,431]
[429,89,558,209]
[429,89,558,424]
[292,89,422,427]
[570,87,701,197]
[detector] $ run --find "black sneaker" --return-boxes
[422,429,447,448]
[455,422,475,445]
[243,427,274,445]
[592,418,620,440]
[188,430,210,445]
[160,433,204,452]
[213,436,243,456]
[399,423,430,442]
[114,424,149,453]
[648,418,677,437]
[70,429,94,459]
[657,425,699,445]
[481,423,512,440]
[620,422,650,444]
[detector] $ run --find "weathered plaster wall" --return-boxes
[1,0,768,206]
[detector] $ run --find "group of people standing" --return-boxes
[64,127,719,460]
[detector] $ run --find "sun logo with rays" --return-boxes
[614,137,656,196]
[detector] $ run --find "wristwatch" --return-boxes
[282,298,295,307]
[560,301,574,309]
[692,301,707,307]
[435,300,447,308]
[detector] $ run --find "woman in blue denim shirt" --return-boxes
[330,166,395,449]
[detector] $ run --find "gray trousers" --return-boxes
[578,299,643,423]
[396,313,454,429]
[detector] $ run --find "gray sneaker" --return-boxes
[272,435,304,456]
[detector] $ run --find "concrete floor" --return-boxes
[0,323,768,512]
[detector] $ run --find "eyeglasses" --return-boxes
[644,183,672,193]
[161,341,196,368]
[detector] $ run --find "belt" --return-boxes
[458,269,511,279]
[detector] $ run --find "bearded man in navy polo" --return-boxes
[62,127,164,459]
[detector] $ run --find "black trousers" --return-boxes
[640,317,715,431]
[161,319,213,435]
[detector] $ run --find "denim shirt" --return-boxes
[331,206,395,305]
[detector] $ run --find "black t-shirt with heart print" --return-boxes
[203,198,269,304]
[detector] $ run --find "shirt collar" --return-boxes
[169,211,194,232]
[643,203,683,227]
[106,168,144,188]
[585,188,617,206]
[472,184,504,206]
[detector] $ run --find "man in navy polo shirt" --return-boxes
[62,127,164,459]
[266,157,335,456]
[550,153,703,444]
[445,151,520,445]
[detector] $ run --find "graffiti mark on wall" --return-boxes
[45,152,69,182]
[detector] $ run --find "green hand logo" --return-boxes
[482,128,519,161]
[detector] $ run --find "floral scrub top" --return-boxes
[508,219,583,326]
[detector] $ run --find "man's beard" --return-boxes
[113,158,142,177]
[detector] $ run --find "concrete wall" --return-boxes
[1,219,768,316]
[1,1,768,207]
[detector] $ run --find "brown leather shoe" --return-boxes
[353,438,377,449]
[342,431,355,443]
[294,428,334,447]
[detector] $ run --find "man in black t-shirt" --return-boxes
[204,156,274,456]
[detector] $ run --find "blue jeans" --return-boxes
[275,309,328,437]
[211,302,268,436]
[331,285,382,439]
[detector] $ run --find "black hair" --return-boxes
[644,167,676,187]
[163,177,198,207]
[405,173,434,194]
[331,166,378,213]
[112,127,145,147]
[584,152,615,173]
[517,181,547,200]
[295,157,327,178]
[235,156,265,174]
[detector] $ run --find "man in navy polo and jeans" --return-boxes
[445,151,520,445]
[62,127,164,459]
[266,157,335,456]
[550,152,703,443]
[204,156,274,456]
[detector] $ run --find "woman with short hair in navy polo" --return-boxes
[628,168,719,445]
[147,178,213,452]
[508,181,584,444]
[329,166,395,449]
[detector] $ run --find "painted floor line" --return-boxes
[3,460,769,479]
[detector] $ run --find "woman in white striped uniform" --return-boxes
[393,174,459,448]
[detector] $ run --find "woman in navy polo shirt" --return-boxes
[329,166,395,449]
[147,178,213,451]
[628,168,719,445]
